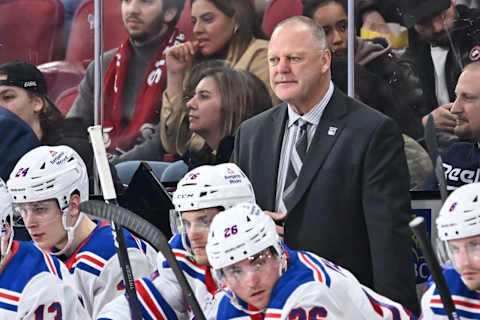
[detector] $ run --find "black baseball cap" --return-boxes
[0,61,48,95]
[402,0,451,28]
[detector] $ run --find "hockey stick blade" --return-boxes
[79,200,206,320]
[424,115,448,202]
[410,217,460,320]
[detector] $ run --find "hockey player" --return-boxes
[0,177,89,319]
[206,202,417,319]
[421,182,480,319]
[97,163,256,319]
[7,145,157,318]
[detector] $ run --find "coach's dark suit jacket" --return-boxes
[232,87,419,314]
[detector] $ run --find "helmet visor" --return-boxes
[444,238,480,269]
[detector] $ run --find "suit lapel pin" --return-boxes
[328,126,337,136]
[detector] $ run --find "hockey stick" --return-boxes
[79,200,207,320]
[88,126,142,320]
[410,217,460,320]
[424,115,448,202]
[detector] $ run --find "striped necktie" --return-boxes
[283,119,309,207]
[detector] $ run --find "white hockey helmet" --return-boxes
[0,178,13,264]
[437,183,480,241]
[7,145,89,208]
[172,163,255,212]
[170,163,256,260]
[206,202,285,314]
[7,145,89,256]
[206,202,283,271]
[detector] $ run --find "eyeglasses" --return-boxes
[222,250,278,282]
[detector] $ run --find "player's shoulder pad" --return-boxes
[2,242,64,293]
[79,221,147,260]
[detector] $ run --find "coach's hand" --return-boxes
[264,211,287,240]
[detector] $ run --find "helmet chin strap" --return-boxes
[50,208,85,256]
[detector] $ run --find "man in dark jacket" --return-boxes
[67,0,184,158]
[401,0,480,140]
[423,62,480,190]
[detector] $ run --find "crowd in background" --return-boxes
[2,0,480,318]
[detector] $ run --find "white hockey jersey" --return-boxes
[97,233,221,320]
[61,220,157,318]
[421,267,480,319]
[217,246,417,320]
[0,240,89,319]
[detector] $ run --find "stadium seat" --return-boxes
[65,0,127,62]
[55,86,79,115]
[261,0,303,38]
[38,60,85,103]
[115,161,170,185]
[0,0,65,65]
[161,160,188,183]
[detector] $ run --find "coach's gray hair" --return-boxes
[273,16,328,52]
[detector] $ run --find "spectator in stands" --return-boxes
[160,0,279,157]
[331,57,432,189]
[232,16,419,314]
[183,65,271,169]
[356,0,409,33]
[401,0,480,142]
[357,0,480,33]
[423,62,480,190]
[67,0,185,158]
[0,61,91,179]
[303,0,427,139]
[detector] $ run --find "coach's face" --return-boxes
[268,22,331,114]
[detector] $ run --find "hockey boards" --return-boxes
[79,200,206,320]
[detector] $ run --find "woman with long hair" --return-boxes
[161,0,278,156]
[181,63,272,169]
